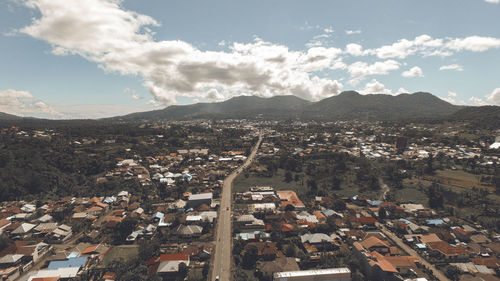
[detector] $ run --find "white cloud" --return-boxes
[440,91,464,105]
[0,88,61,117]
[486,88,500,105]
[469,96,488,106]
[358,79,393,95]
[485,0,499,4]
[54,104,152,119]
[345,30,361,35]
[396,88,409,95]
[20,0,344,105]
[446,36,500,52]
[323,27,334,33]
[131,94,142,100]
[347,60,400,85]
[366,34,500,59]
[402,66,424,78]
[218,40,226,46]
[439,64,464,71]
[345,43,371,56]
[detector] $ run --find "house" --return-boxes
[236,215,265,230]
[426,241,470,261]
[11,223,37,238]
[353,236,391,255]
[27,267,80,280]
[47,257,88,270]
[274,267,351,281]
[245,242,283,260]
[47,225,72,242]
[187,193,212,209]
[451,226,471,242]
[256,257,299,280]
[301,233,335,251]
[276,191,305,210]
[173,225,203,237]
[148,253,190,278]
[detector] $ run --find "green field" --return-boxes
[101,246,139,267]
[234,168,382,200]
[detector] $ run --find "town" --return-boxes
[0,119,498,281]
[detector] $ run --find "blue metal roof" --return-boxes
[48,257,87,270]
[426,219,444,225]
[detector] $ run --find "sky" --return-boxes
[0,0,499,119]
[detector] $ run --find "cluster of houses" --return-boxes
[102,146,249,189]
[232,186,500,281]
[261,122,500,167]
[0,186,222,280]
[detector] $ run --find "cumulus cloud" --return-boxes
[347,60,400,85]
[345,43,371,56]
[19,0,345,105]
[396,88,409,95]
[485,0,499,3]
[440,91,464,104]
[446,36,500,52]
[0,88,61,117]
[439,64,464,71]
[16,1,500,106]
[470,96,488,106]
[486,88,500,105]
[402,66,424,78]
[358,79,393,95]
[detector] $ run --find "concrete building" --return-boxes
[273,267,351,281]
[187,193,213,208]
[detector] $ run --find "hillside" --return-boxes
[446,106,500,129]
[115,91,462,121]
[0,112,21,120]
[117,95,311,121]
[303,91,461,120]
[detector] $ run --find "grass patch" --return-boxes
[234,169,309,196]
[394,186,428,206]
[101,246,139,267]
[430,169,494,191]
[234,168,381,200]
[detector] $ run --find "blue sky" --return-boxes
[0,0,499,118]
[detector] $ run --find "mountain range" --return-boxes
[1,91,499,123]
[116,91,462,121]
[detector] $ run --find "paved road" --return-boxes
[380,226,451,281]
[211,134,262,281]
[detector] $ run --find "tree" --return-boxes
[445,265,461,281]
[378,208,387,220]
[425,153,436,175]
[428,183,444,209]
[138,239,160,262]
[177,262,189,281]
[284,244,296,257]
[284,171,293,183]
[242,245,258,269]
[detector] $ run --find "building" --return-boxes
[187,193,213,208]
[273,267,351,281]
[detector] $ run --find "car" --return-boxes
[215,276,219,281]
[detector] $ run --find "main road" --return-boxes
[211,133,262,281]
[380,225,451,281]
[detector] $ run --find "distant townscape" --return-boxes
[0,114,498,281]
